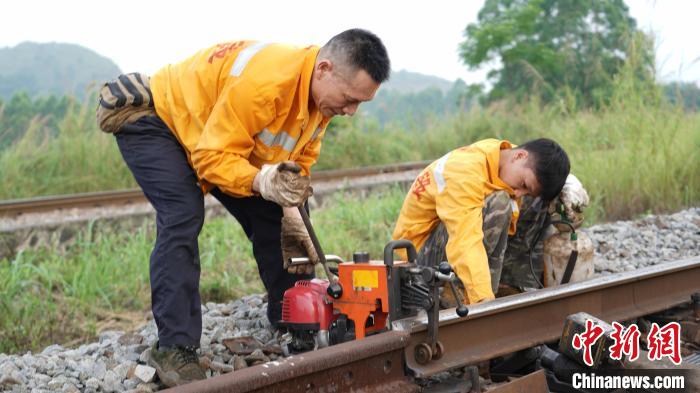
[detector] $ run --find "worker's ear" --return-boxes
[512,149,529,163]
[315,59,333,79]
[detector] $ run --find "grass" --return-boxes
[0,188,407,354]
[1,57,698,354]
[1,97,698,352]
[318,89,699,223]
[1,78,698,224]
[0,104,136,198]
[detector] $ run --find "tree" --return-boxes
[459,0,654,107]
[0,91,79,150]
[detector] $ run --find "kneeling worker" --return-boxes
[392,138,576,304]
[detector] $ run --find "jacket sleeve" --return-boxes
[296,126,326,176]
[435,169,495,304]
[191,79,275,197]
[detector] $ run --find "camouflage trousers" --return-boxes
[417,192,549,294]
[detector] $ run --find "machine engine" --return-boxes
[278,279,334,352]
[278,240,469,359]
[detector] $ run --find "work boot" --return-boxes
[148,341,206,387]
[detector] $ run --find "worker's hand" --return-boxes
[281,216,319,274]
[256,161,312,207]
[549,174,589,231]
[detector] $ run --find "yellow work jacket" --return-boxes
[392,139,521,304]
[150,41,330,197]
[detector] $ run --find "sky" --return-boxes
[0,0,697,85]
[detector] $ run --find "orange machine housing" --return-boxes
[333,261,392,339]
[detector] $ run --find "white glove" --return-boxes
[549,174,589,231]
[560,174,589,214]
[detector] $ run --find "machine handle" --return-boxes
[298,205,337,282]
[289,255,345,265]
[383,239,418,267]
[439,262,470,318]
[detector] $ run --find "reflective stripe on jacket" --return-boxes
[150,41,330,197]
[392,139,521,304]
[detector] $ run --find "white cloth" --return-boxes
[547,174,589,233]
[559,174,589,215]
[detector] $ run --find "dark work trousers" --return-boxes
[115,115,312,348]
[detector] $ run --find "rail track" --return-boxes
[167,256,700,393]
[3,162,698,392]
[0,161,429,218]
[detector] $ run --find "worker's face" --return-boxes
[311,60,379,118]
[500,150,541,198]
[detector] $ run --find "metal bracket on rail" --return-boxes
[414,261,469,364]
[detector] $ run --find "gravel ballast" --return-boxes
[1,208,698,392]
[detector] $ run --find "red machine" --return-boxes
[278,241,469,361]
[281,279,333,330]
[278,207,468,362]
[279,278,334,351]
[278,247,404,352]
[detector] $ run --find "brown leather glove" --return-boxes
[258,162,313,207]
[281,216,319,274]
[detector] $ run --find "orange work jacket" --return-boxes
[150,41,330,197]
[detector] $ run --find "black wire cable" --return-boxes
[528,217,577,289]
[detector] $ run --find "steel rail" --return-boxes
[165,330,418,393]
[0,189,146,217]
[156,257,698,392]
[395,256,700,377]
[311,160,429,181]
[0,161,429,217]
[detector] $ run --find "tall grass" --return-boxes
[318,78,699,222]
[0,103,135,198]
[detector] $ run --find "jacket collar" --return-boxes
[485,139,515,195]
[297,46,320,123]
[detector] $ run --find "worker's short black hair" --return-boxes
[321,28,390,84]
[517,138,570,201]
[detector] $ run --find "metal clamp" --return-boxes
[414,262,469,365]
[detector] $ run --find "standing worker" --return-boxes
[96,29,390,386]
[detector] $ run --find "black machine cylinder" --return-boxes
[353,252,370,263]
[327,282,343,299]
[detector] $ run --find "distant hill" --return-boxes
[0,43,470,143]
[381,70,454,93]
[0,42,121,100]
[361,70,471,126]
